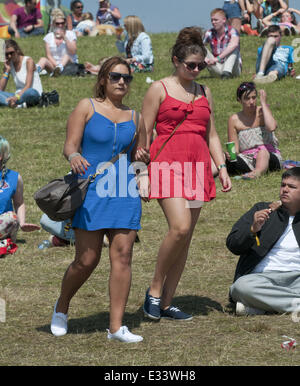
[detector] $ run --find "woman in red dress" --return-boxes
[141,27,231,321]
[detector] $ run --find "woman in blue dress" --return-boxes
[50,56,148,343]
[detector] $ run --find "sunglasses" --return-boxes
[55,21,65,25]
[75,5,83,8]
[109,72,133,84]
[5,50,15,58]
[183,61,207,71]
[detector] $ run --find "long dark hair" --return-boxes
[94,56,131,100]
[171,26,207,63]
[5,39,24,57]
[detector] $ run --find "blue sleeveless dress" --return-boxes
[72,100,141,231]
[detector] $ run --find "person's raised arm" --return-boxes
[0,61,11,91]
[64,31,77,55]
[63,98,91,175]
[259,90,277,132]
[110,6,121,20]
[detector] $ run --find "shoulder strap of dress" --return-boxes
[160,81,168,95]
[133,110,140,131]
[89,98,96,112]
[199,84,206,97]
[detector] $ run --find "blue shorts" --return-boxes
[256,48,287,79]
[223,2,242,19]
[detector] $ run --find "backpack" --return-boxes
[38,90,59,108]
[61,63,86,77]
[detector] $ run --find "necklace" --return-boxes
[174,78,195,99]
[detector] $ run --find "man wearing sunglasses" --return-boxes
[203,8,242,79]
[9,0,44,38]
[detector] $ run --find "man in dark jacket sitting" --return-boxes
[227,167,300,315]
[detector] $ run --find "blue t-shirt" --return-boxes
[0,169,19,214]
[257,45,294,75]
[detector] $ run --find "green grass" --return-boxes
[0,33,300,366]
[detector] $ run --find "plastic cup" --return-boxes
[226,142,237,162]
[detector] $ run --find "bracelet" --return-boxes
[15,93,21,100]
[217,56,222,63]
[243,10,248,14]
[217,163,226,171]
[2,73,9,80]
[68,152,81,162]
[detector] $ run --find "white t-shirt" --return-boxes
[253,216,300,273]
[43,30,78,64]
[11,56,43,96]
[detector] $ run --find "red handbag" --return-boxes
[0,238,18,258]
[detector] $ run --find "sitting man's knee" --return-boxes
[230,275,256,301]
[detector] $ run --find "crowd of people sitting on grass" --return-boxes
[1,0,300,344]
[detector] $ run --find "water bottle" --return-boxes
[38,240,52,250]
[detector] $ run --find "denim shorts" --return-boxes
[223,2,242,19]
[256,59,286,79]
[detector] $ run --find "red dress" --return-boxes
[148,82,216,202]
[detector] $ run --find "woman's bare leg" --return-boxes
[149,198,201,304]
[56,228,104,314]
[108,229,137,333]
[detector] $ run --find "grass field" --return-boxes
[0,32,300,367]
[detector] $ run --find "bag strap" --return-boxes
[89,111,139,182]
[152,85,196,162]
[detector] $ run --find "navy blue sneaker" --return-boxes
[160,306,193,321]
[143,288,161,320]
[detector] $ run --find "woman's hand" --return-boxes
[4,60,11,73]
[7,96,18,108]
[137,174,150,202]
[70,154,90,176]
[218,167,232,192]
[259,89,267,105]
[135,147,150,164]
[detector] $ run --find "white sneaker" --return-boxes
[254,72,277,84]
[50,301,68,336]
[107,326,143,343]
[236,301,265,316]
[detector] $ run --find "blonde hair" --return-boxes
[0,136,10,186]
[123,15,145,53]
[124,15,145,36]
[50,8,66,31]
[82,12,93,21]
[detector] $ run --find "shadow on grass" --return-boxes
[37,294,222,335]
